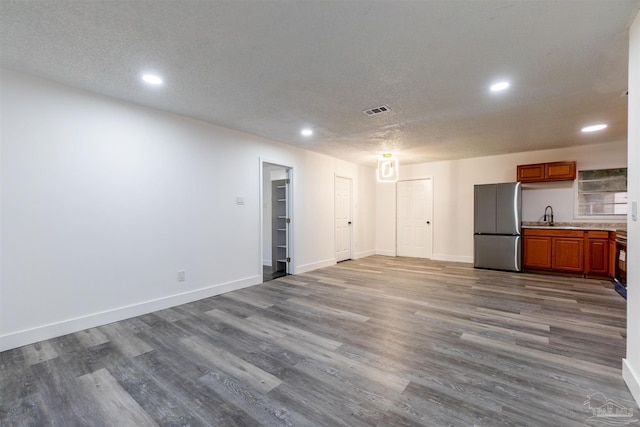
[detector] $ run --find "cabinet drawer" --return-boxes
[586,230,609,239]
[523,229,583,238]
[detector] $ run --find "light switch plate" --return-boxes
[632,201,638,221]
[236,196,245,205]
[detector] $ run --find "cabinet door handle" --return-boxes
[426,221,431,224]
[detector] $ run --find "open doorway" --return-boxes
[261,161,293,282]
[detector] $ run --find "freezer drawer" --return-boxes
[474,235,522,272]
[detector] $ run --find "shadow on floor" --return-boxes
[263,265,287,282]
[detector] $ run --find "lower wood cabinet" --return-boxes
[523,236,552,269]
[523,228,612,277]
[552,237,583,272]
[608,238,616,277]
[585,231,609,275]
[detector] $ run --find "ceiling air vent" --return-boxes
[363,105,391,116]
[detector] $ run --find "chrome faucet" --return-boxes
[544,205,554,226]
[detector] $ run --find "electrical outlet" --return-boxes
[177,270,186,282]
[236,196,245,205]
[633,201,638,221]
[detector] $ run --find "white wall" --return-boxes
[623,9,640,406]
[355,165,376,258]
[0,69,376,351]
[376,142,627,262]
[375,177,398,256]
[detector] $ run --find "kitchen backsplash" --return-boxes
[521,183,575,222]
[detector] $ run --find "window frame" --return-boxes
[574,167,628,220]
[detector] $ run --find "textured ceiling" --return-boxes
[2,1,639,166]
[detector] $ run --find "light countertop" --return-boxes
[521,222,626,232]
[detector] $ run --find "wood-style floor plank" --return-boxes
[1,255,636,426]
[76,368,159,427]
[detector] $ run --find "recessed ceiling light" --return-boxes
[581,124,607,133]
[301,128,313,137]
[490,81,510,92]
[142,74,163,85]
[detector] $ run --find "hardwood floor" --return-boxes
[1,256,636,426]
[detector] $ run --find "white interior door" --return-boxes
[397,179,433,258]
[335,176,352,262]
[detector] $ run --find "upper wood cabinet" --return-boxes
[517,161,576,182]
[517,163,545,182]
[546,161,576,180]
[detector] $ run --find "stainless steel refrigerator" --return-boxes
[473,182,522,272]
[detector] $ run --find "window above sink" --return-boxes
[576,168,627,218]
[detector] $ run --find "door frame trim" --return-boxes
[396,177,434,259]
[334,174,354,262]
[259,158,294,277]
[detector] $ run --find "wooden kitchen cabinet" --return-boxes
[517,163,545,182]
[523,235,552,269]
[523,229,583,271]
[517,161,576,182]
[545,161,576,181]
[552,237,584,272]
[586,238,609,275]
[522,228,612,277]
[608,232,617,277]
[583,230,610,277]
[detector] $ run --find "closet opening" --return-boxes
[261,161,293,282]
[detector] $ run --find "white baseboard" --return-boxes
[431,253,474,264]
[354,249,376,259]
[623,359,640,407]
[375,249,396,257]
[295,258,336,274]
[0,275,261,352]
[373,251,472,263]
[263,259,272,267]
